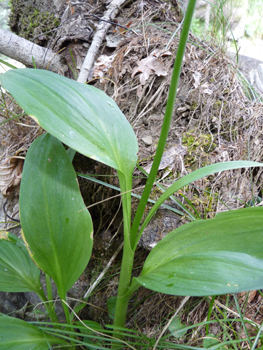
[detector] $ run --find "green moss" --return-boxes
[190,101,198,110]
[182,131,217,171]
[9,1,60,42]
[182,131,217,155]
[149,186,163,201]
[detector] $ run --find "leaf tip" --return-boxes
[0,231,9,241]
[29,115,39,124]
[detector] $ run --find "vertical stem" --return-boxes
[113,241,134,328]
[36,287,58,324]
[45,273,55,314]
[61,295,76,350]
[129,0,197,250]
[113,0,197,334]
[113,1,198,340]
[113,172,134,329]
[60,294,71,325]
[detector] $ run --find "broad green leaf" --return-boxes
[20,133,93,296]
[0,233,41,293]
[0,68,138,180]
[203,334,225,350]
[0,314,67,349]
[136,207,263,296]
[107,296,117,320]
[169,316,187,338]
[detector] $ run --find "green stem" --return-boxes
[113,172,134,329]
[113,0,197,336]
[61,295,71,325]
[129,0,197,251]
[36,286,58,324]
[45,273,54,305]
[60,295,76,350]
[113,241,134,328]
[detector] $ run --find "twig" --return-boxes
[153,296,190,350]
[61,299,136,350]
[83,241,123,299]
[210,297,260,329]
[3,199,20,223]
[77,0,128,83]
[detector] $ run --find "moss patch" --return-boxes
[9,0,59,43]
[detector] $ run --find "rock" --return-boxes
[24,273,65,321]
[0,292,27,318]
[253,64,263,93]
[139,203,183,250]
[228,52,263,94]
[142,135,152,146]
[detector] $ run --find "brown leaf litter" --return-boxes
[83,1,263,341]
[93,1,263,248]
[0,148,24,197]
[0,94,42,205]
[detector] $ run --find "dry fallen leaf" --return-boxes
[151,48,172,58]
[93,54,116,82]
[239,290,258,304]
[193,71,201,89]
[144,145,187,174]
[0,150,24,197]
[132,54,168,85]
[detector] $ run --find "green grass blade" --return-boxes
[77,172,185,216]
[135,161,263,247]
[136,164,197,220]
[0,59,17,70]
[0,113,27,125]
[233,294,252,348]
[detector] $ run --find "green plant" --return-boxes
[1,0,263,348]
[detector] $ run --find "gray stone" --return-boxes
[0,291,27,318]
[228,52,263,95]
[24,273,65,321]
[142,136,152,146]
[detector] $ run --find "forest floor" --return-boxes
[1,1,263,349]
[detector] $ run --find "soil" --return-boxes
[90,1,263,247]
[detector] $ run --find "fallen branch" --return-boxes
[77,0,127,83]
[0,28,67,73]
